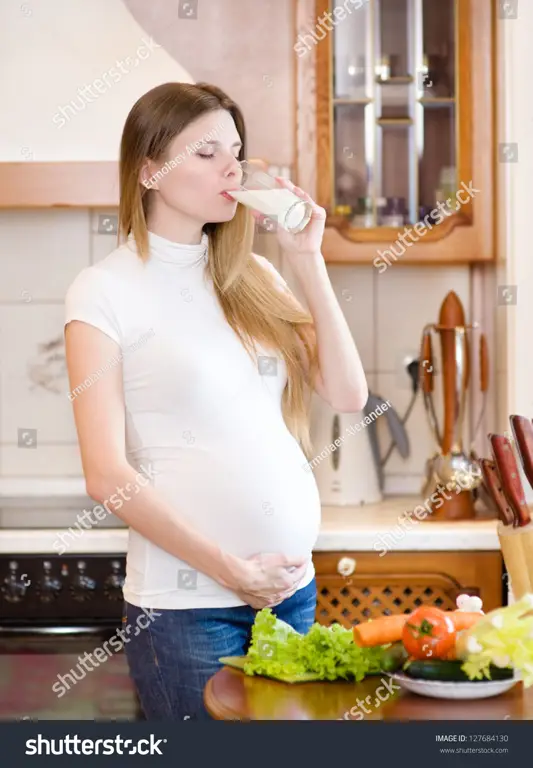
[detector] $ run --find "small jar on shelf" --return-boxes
[380,197,406,227]
[351,197,374,228]
[334,204,352,219]
[418,205,439,225]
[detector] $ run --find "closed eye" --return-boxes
[198,152,241,160]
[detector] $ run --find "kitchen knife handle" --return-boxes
[480,333,489,392]
[489,433,531,527]
[480,459,515,526]
[420,330,434,393]
[510,414,533,494]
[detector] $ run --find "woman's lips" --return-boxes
[220,190,238,201]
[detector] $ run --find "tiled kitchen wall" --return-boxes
[0,209,116,479]
[0,208,471,495]
[286,254,471,495]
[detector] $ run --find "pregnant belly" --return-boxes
[149,441,322,560]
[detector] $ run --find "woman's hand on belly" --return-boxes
[236,578,303,610]
[221,551,310,608]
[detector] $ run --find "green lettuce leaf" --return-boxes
[242,608,387,681]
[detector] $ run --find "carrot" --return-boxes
[450,611,484,632]
[353,614,409,647]
[353,609,483,648]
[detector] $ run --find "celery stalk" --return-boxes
[459,594,533,686]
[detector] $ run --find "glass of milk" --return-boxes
[227,161,313,234]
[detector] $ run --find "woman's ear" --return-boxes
[139,162,158,191]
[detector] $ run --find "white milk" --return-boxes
[229,188,311,232]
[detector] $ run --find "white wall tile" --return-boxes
[377,366,474,495]
[0,304,76,445]
[495,303,509,376]
[0,445,83,477]
[0,210,90,301]
[376,265,470,373]
[325,264,375,373]
[283,262,376,373]
[90,209,120,263]
[375,372,432,485]
[496,370,508,434]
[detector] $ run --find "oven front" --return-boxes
[0,554,141,721]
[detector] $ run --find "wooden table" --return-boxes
[205,667,533,720]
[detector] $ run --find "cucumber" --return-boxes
[404,660,514,682]
[380,642,409,673]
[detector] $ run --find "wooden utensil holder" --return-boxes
[498,522,533,600]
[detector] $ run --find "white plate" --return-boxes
[392,672,519,700]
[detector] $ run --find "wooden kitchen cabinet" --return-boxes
[296,0,494,263]
[312,550,503,626]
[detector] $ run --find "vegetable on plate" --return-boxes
[352,606,483,649]
[221,592,533,686]
[352,614,408,648]
[455,593,533,686]
[403,659,514,682]
[402,606,456,660]
[240,607,385,681]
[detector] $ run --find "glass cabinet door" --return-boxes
[332,0,373,221]
[324,0,467,238]
[417,0,456,224]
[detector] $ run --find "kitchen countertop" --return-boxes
[0,496,499,554]
[317,496,499,551]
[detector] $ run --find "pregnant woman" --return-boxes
[64,81,368,720]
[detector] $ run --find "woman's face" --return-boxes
[143,109,243,224]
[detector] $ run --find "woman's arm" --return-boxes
[65,320,307,604]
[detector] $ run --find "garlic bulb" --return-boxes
[456,594,484,613]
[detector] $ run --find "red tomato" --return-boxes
[402,607,456,660]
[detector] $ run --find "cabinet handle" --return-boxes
[337,557,356,576]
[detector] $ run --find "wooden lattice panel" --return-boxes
[315,573,480,628]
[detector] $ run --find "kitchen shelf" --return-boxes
[420,97,456,106]
[322,210,468,247]
[376,117,413,126]
[0,162,119,207]
[333,98,373,105]
[375,75,414,85]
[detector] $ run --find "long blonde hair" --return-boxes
[118,82,319,457]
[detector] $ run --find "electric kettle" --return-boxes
[310,392,410,506]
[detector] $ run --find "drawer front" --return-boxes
[312,550,502,626]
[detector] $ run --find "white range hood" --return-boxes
[1,0,194,162]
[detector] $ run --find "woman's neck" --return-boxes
[146,208,205,245]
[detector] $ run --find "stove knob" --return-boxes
[1,561,29,603]
[70,560,96,602]
[39,575,63,602]
[37,560,63,603]
[38,563,62,603]
[104,560,124,601]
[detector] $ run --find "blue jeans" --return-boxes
[123,578,317,721]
